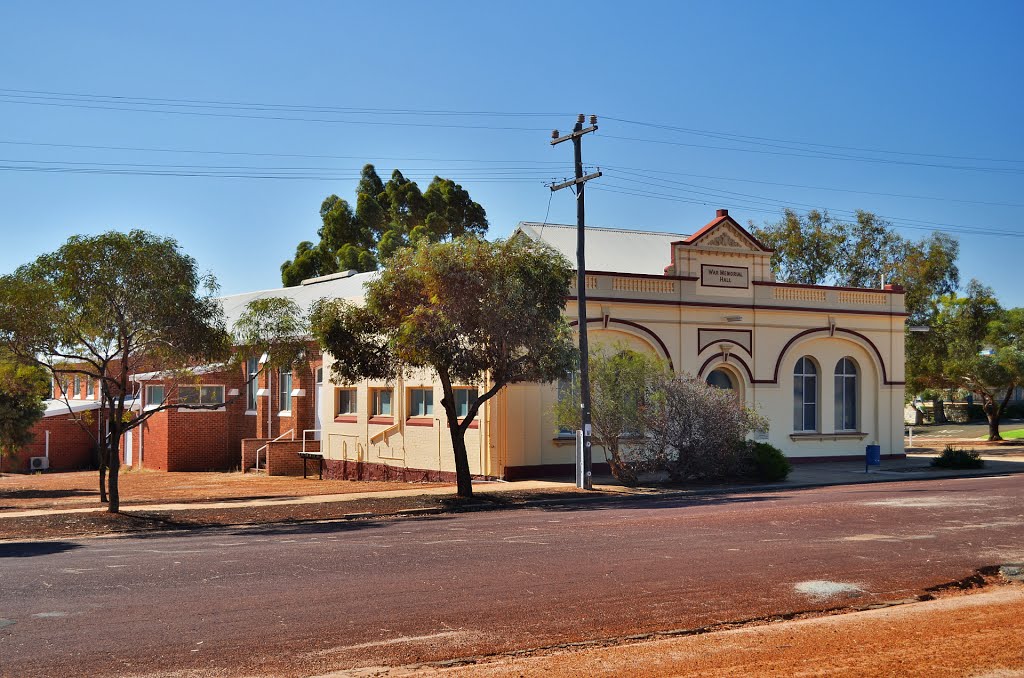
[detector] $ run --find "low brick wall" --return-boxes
[266,440,318,477]
[241,438,269,471]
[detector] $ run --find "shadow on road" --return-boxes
[537,491,790,514]
[0,541,82,558]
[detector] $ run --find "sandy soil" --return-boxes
[416,585,1024,678]
[0,469,448,510]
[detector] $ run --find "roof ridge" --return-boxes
[518,221,690,238]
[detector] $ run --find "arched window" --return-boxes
[706,368,735,391]
[834,358,858,431]
[793,357,817,432]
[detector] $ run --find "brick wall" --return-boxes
[8,414,97,473]
[265,440,318,477]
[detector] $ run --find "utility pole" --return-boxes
[550,114,601,490]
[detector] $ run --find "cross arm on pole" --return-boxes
[549,171,602,192]
[550,125,598,146]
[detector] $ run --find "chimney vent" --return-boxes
[716,208,729,218]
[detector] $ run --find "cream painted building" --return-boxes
[315,209,907,481]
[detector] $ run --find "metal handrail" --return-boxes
[302,429,321,455]
[254,428,294,470]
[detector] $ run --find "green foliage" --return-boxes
[752,209,959,321]
[232,297,310,371]
[552,345,669,487]
[931,445,984,469]
[0,354,48,460]
[907,280,1024,440]
[0,230,231,509]
[749,442,791,481]
[281,164,489,286]
[311,234,576,496]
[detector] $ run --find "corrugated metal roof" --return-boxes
[218,270,377,330]
[515,222,687,275]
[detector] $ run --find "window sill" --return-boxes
[176,407,226,413]
[789,432,868,441]
[369,416,394,425]
[245,410,257,416]
[406,417,434,427]
[278,410,292,417]
[334,415,358,423]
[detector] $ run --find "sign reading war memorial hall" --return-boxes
[701,264,749,289]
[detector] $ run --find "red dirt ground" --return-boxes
[0,469,448,510]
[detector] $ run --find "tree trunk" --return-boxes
[988,414,1002,441]
[107,450,120,513]
[605,442,638,487]
[448,426,473,498]
[98,446,108,504]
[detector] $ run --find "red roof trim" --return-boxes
[682,215,773,253]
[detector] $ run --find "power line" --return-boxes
[598,163,1024,209]
[0,87,567,117]
[0,138,566,165]
[602,116,1024,164]
[591,182,1024,239]
[600,134,1024,175]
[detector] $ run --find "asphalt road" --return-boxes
[2,476,1024,677]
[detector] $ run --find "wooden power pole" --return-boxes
[550,114,601,489]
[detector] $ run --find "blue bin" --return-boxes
[866,444,881,466]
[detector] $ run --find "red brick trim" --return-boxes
[406,418,434,427]
[503,462,612,481]
[566,295,911,318]
[322,459,486,483]
[334,415,357,423]
[368,416,394,425]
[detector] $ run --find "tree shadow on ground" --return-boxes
[0,488,95,502]
[0,541,82,558]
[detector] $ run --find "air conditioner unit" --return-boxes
[30,456,49,471]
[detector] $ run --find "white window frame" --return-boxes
[453,387,478,419]
[278,367,292,415]
[408,387,434,418]
[245,357,259,414]
[177,384,226,411]
[371,388,393,417]
[336,388,357,416]
[144,384,166,411]
[834,357,859,432]
[793,356,818,432]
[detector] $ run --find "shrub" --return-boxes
[931,445,984,469]
[643,374,768,482]
[750,442,791,481]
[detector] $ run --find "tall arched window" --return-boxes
[834,358,858,431]
[793,357,817,432]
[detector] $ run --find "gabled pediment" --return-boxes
[681,209,771,253]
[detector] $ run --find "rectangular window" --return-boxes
[87,379,96,399]
[454,388,477,418]
[336,388,357,415]
[179,386,200,405]
[246,357,259,412]
[557,371,579,435]
[59,376,69,398]
[145,385,165,407]
[72,376,81,398]
[409,388,433,417]
[279,367,292,413]
[371,388,392,416]
[178,385,224,406]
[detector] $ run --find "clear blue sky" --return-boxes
[1,1,1022,302]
